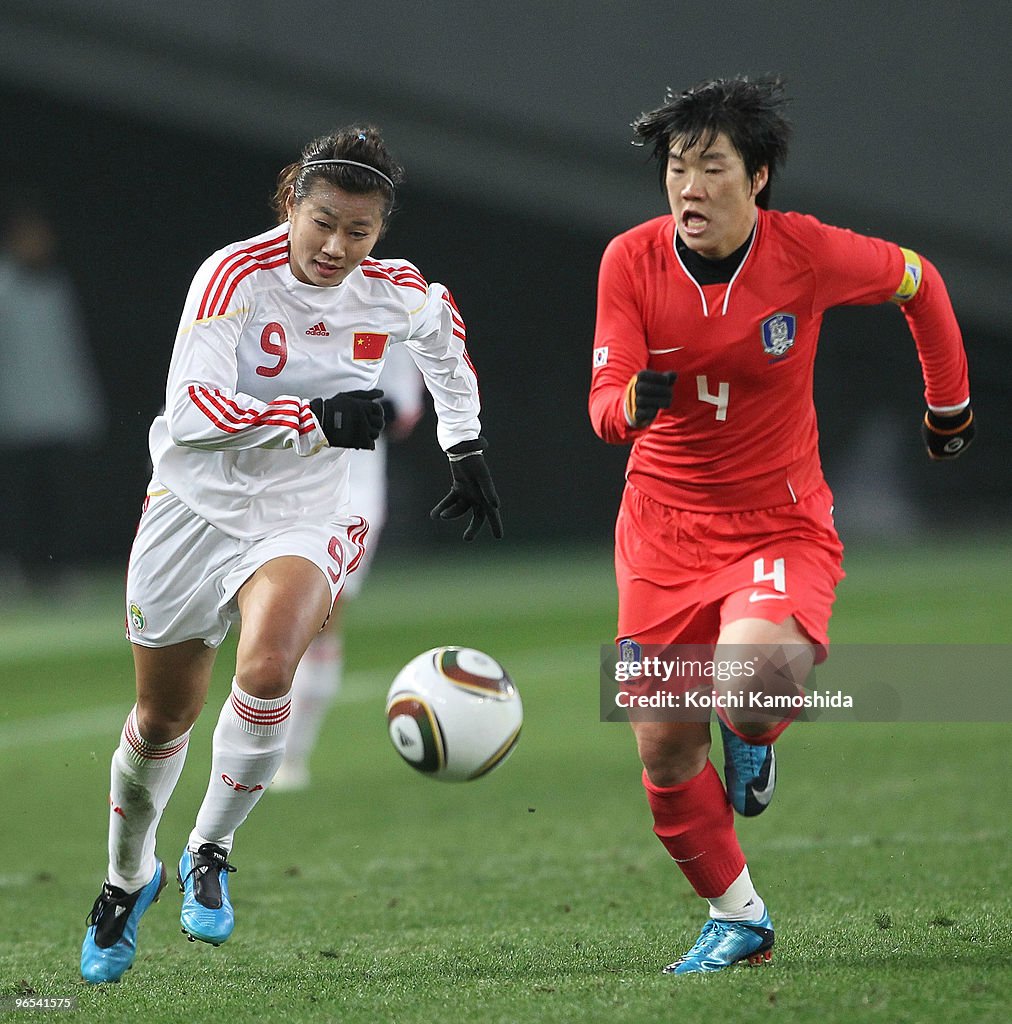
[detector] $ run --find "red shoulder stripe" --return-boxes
[360,259,429,293]
[360,268,426,294]
[198,232,288,319]
[391,267,428,287]
[213,253,288,318]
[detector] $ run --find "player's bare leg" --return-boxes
[707,614,812,817]
[715,614,815,741]
[180,556,333,945]
[632,718,711,787]
[233,556,335,699]
[134,639,219,741]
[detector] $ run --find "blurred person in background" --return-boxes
[589,75,973,975]
[0,198,106,591]
[273,341,425,791]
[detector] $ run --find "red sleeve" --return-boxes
[899,256,970,411]
[588,236,647,445]
[805,216,970,410]
[806,216,902,310]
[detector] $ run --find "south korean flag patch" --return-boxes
[760,313,796,360]
[593,345,609,368]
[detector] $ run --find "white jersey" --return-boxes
[148,223,481,539]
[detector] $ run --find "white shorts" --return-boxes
[341,439,387,600]
[125,486,370,648]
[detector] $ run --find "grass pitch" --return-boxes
[1,539,1009,1023]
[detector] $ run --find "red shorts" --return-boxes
[615,481,844,660]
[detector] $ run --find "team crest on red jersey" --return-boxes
[761,313,796,360]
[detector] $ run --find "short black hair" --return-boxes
[632,75,792,209]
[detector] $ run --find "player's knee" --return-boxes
[135,704,199,745]
[634,722,710,787]
[235,645,298,699]
[713,623,815,740]
[720,708,785,743]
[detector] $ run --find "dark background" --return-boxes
[0,2,1007,571]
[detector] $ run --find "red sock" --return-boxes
[642,762,746,898]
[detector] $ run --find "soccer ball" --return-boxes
[385,647,523,782]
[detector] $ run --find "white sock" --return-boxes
[707,865,766,922]
[190,679,291,854]
[107,705,190,892]
[282,633,343,769]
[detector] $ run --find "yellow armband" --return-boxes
[891,247,923,304]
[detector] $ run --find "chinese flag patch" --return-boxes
[353,332,389,360]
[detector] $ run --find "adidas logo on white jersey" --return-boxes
[305,321,330,336]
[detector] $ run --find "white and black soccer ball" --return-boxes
[385,647,523,782]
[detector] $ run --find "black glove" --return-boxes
[921,406,974,460]
[309,390,385,450]
[625,370,677,427]
[430,436,504,541]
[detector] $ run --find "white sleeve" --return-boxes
[162,261,327,457]
[404,283,482,450]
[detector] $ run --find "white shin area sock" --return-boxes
[107,706,190,892]
[707,865,766,922]
[190,679,291,853]
[283,633,343,768]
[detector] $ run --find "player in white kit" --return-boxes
[272,342,426,791]
[81,125,502,983]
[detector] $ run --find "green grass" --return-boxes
[1,539,1010,1023]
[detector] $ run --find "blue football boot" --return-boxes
[178,843,236,946]
[663,909,775,974]
[719,719,776,816]
[81,861,167,983]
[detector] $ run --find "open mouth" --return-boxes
[681,211,708,235]
[314,260,342,279]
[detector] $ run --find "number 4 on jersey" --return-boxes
[696,375,729,421]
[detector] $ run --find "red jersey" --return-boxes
[589,208,969,511]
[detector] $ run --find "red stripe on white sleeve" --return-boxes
[188,386,315,435]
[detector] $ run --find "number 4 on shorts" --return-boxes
[753,557,786,593]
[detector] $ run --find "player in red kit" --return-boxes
[589,76,973,974]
